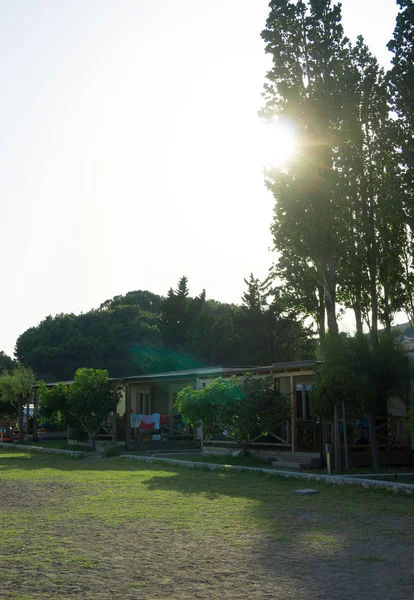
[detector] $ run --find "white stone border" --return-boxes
[122,454,414,495]
[0,442,84,458]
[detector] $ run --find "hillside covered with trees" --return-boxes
[13,276,315,381]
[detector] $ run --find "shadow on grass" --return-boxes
[137,467,414,599]
[1,449,414,599]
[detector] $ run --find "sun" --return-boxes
[256,120,297,168]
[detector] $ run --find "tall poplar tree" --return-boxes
[388,0,414,326]
[262,0,351,334]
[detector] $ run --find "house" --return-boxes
[29,356,412,468]
[110,359,411,468]
[111,361,317,453]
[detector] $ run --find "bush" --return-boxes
[101,442,121,458]
[175,375,289,453]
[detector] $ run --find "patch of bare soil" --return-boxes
[0,479,75,510]
[2,508,414,599]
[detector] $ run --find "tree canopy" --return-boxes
[262,0,414,339]
[38,368,120,450]
[175,375,289,453]
[15,278,315,381]
[0,364,36,443]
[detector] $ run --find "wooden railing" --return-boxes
[204,420,291,448]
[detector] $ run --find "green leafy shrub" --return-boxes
[101,442,121,458]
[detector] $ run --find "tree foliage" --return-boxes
[0,364,36,443]
[0,351,14,373]
[262,0,414,338]
[175,375,289,452]
[0,364,36,407]
[38,368,120,449]
[388,0,414,326]
[16,277,314,381]
[312,332,411,417]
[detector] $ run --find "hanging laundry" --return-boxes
[160,414,170,426]
[140,414,153,430]
[152,413,160,430]
[131,413,142,429]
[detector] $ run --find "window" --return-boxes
[139,392,151,415]
[296,384,312,419]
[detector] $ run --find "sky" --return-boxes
[0,0,400,356]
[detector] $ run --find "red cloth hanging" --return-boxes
[160,414,170,425]
[140,422,153,431]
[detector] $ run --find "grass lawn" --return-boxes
[126,452,414,474]
[127,451,267,467]
[1,448,414,600]
[13,440,92,452]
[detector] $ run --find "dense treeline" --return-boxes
[262,0,414,338]
[13,276,315,381]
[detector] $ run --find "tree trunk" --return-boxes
[369,272,378,345]
[317,285,326,338]
[325,286,338,335]
[354,305,363,336]
[367,196,379,345]
[18,395,24,444]
[367,413,380,472]
[323,257,338,335]
[88,432,96,451]
[382,280,392,333]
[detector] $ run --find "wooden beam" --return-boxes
[124,383,131,451]
[25,395,30,437]
[290,375,296,455]
[271,369,315,378]
[112,408,117,442]
[32,391,38,442]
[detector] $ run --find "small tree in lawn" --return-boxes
[37,381,88,442]
[175,375,289,455]
[0,398,17,442]
[175,378,242,442]
[38,368,120,450]
[225,375,289,455]
[0,364,36,443]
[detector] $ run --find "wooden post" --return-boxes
[124,383,131,451]
[168,389,174,435]
[368,413,380,472]
[334,404,341,473]
[342,401,349,470]
[112,408,118,442]
[25,395,30,437]
[290,375,295,455]
[18,395,24,444]
[33,390,38,442]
